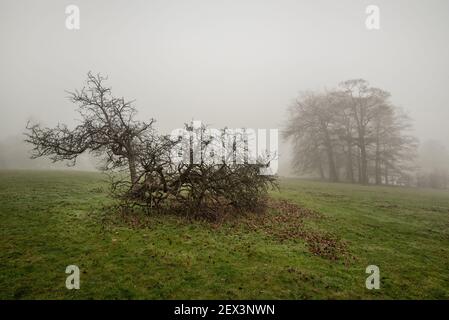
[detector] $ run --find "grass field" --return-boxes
[1,170,449,299]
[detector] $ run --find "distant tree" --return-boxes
[332,91,357,183]
[283,92,340,182]
[284,79,417,186]
[373,106,417,185]
[338,79,392,184]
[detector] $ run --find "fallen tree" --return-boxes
[25,73,277,218]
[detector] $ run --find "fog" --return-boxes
[1,0,449,174]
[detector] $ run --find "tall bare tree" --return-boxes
[338,79,392,184]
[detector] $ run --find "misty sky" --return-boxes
[1,0,449,171]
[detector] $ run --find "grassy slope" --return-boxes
[0,170,448,299]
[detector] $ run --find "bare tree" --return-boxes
[332,91,356,183]
[26,73,278,218]
[25,72,156,189]
[284,92,340,182]
[284,80,418,186]
[338,79,391,184]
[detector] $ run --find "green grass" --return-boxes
[1,170,449,299]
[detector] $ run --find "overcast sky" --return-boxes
[1,0,448,171]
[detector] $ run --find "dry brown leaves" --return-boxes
[230,198,353,262]
[98,198,353,262]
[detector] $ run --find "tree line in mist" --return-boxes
[283,79,443,187]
